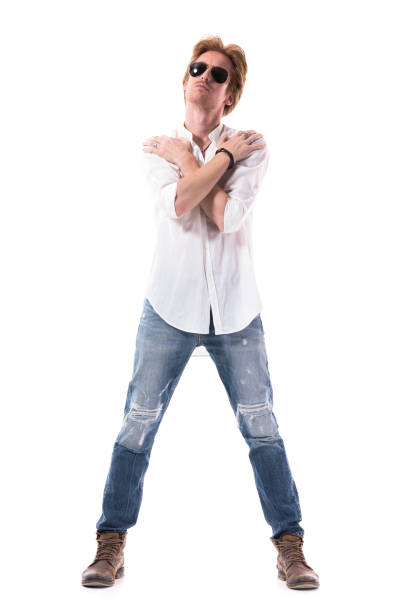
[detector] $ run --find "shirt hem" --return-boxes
[146,293,261,335]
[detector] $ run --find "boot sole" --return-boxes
[277,565,319,589]
[82,565,124,587]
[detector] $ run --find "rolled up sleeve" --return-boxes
[140,151,181,219]
[221,140,269,234]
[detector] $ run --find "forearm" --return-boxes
[175,153,229,223]
[177,154,229,230]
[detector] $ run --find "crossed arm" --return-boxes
[142,134,269,234]
[176,154,229,232]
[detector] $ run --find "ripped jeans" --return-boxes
[96,297,304,539]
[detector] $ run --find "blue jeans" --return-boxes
[96,298,304,539]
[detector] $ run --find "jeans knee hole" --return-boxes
[236,401,280,439]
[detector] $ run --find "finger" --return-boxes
[240,132,256,141]
[143,136,161,144]
[142,143,159,152]
[142,136,162,152]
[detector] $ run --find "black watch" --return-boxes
[215,147,234,169]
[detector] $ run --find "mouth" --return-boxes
[195,84,209,91]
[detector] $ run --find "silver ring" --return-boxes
[243,132,249,138]
[153,142,158,148]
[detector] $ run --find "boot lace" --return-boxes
[94,532,126,568]
[276,540,313,571]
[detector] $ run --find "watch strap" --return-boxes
[215,147,234,169]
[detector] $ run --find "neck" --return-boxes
[184,107,223,149]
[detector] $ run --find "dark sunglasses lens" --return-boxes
[189,62,228,84]
[189,62,206,77]
[212,67,228,83]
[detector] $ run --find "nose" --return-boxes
[200,66,211,81]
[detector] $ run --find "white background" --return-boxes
[1,1,407,610]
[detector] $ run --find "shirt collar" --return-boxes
[181,121,224,144]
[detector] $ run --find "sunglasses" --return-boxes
[189,61,229,84]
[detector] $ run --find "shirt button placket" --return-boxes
[203,228,219,332]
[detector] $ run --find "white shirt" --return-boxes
[139,120,269,337]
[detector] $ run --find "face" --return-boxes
[183,50,234,113]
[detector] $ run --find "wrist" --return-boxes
[178,152,199,175]
[215,147,234,169]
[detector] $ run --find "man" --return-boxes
[82,37,319,591]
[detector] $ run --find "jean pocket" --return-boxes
[248,313,263,333]
[139,298,152,325]
[141,297,163,326]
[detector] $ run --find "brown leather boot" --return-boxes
[82,530,128,587]
[270,532,319,589]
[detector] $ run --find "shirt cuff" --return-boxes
[160,181,179,219]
